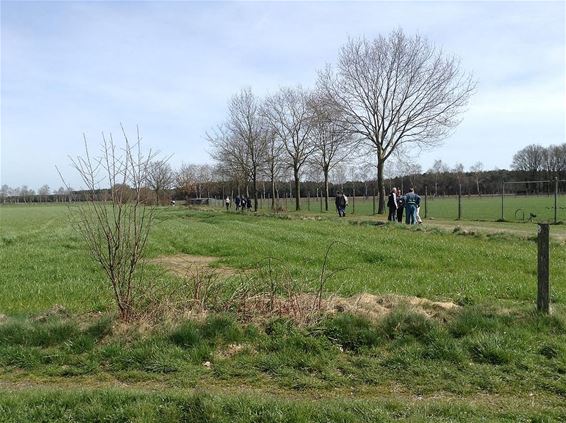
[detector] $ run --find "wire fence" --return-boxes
[209,179,566,224]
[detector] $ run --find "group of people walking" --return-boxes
[225,195,252,211]
[387,187,422,225]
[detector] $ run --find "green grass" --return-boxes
[1,203,566,420]
[0,309,565,420]
[1,204,565,314]
[3,387,564,422]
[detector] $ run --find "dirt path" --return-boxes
[423,219,566,241]
[350,214,566,241]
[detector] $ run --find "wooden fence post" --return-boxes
[372,188,376,215]
[537,223,550,313]
[352,187,355,214]
[458,184,462,220]
[554,177,558,224]
[501,181,505,222]
[424,184,428,219]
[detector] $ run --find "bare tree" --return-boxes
[330,164,348,191]
[469,161,484,196]
[453,163,465,185]
[58,127,157,321]
[308,92,353,211]
[511,144,546,180]
[429,159,449,197]
[176,163,212,199]
[397,160,423,189]
[263,122,284,210]
[38,185,50,202]
[209,88,268,211]
[18,186,34,203]
[263,86,314,211]
[146,159,174,204]
[543,144,566,179]
[197,164,214,199]
[0,184,9,203]
[318,29,476,213]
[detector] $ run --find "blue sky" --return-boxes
[1,0,564,190]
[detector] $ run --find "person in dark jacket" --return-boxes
[387,188,398,222]
[246,197,252,210]
[235,195,241,211]
[396,194,405,223]
[335,191,347,217]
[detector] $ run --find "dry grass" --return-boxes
[150,254,239,278]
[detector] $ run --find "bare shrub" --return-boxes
[59,126,158,321]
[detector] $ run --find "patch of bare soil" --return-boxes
[150,254,238,278]
[33,304,69,322]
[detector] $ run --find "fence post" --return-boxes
[458,184,462,220]
[372,188,376,215]
[501,181,505,222]
[352,187,355,214]
[554,177,558,224]
[424,185,428,219]
[537,223,550,313]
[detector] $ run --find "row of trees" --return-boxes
[5,143,564,205]
[511,143,566,182]
[206,29,475,213]
[0,184,71,203]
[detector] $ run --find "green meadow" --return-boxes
[1,204,565,421]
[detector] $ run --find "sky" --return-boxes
[1,0,565,190]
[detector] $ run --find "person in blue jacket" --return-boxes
[404,188,421,225]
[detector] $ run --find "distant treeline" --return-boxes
[3,143,565,204]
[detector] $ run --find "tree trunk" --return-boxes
[294,166,301,211]
[324,170,329,212]
[253,172,258,212]
[377,156,385,214]
[271,177,276,210]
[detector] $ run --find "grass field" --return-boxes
[1,204,565,421]
[243,193,566,222]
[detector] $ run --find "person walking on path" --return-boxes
[335,191,347,217]
[235,195,241,211]
[225,196,231,211]
[387,188,398,222]
[404,188,421,225]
